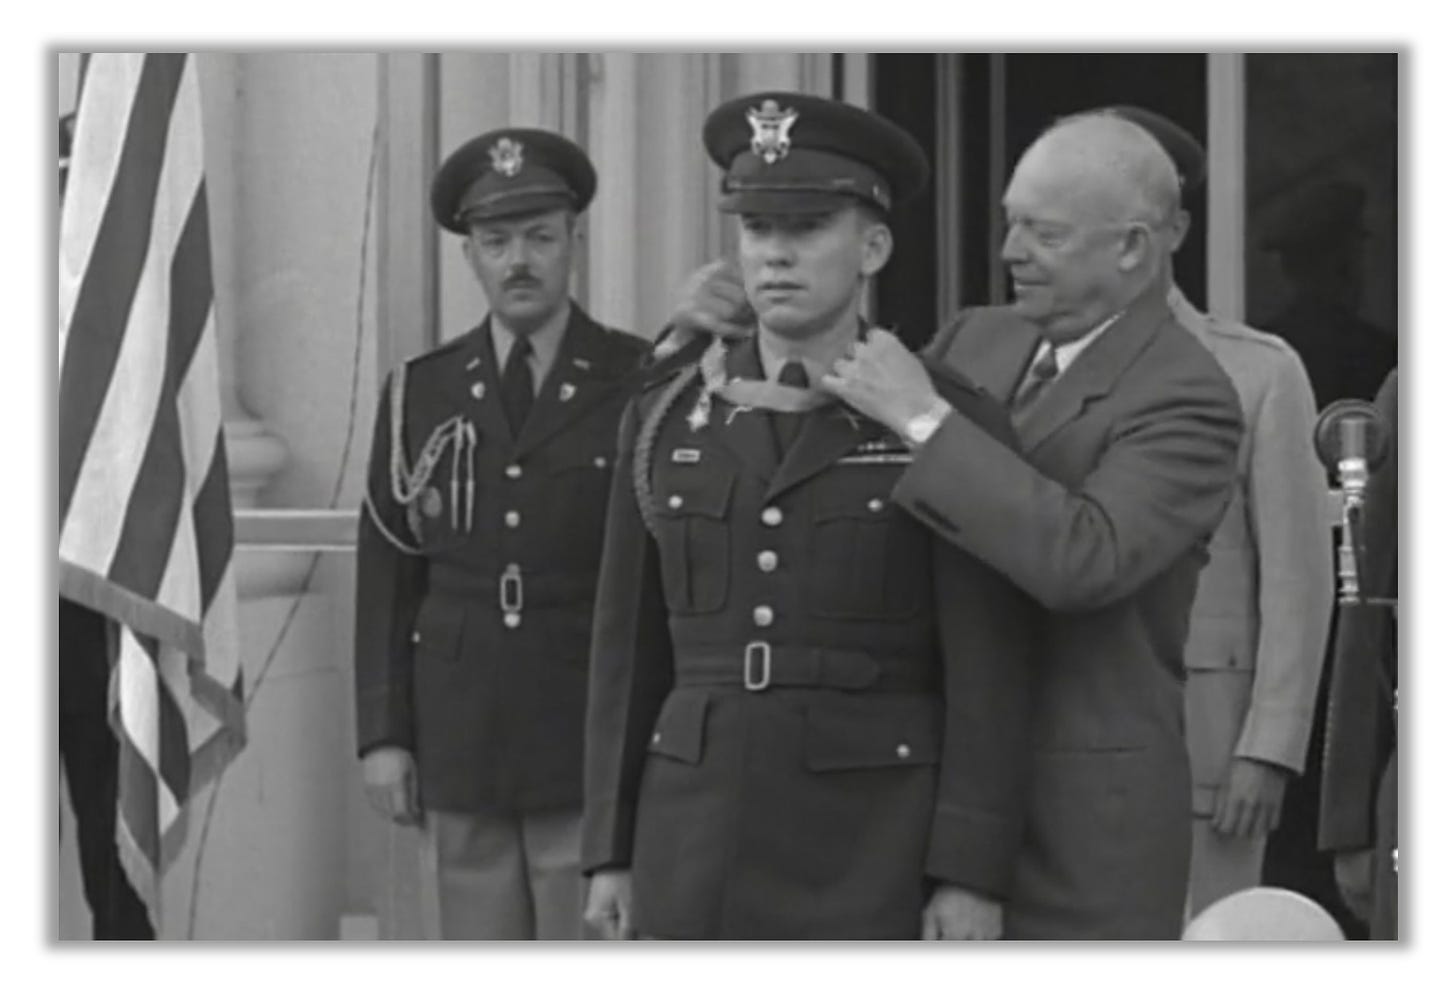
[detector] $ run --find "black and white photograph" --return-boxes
[36,22,1435,966]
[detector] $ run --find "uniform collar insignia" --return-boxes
[747,99,798,165]
[490,137,525,178]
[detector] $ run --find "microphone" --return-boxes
[1313,399,1390,605]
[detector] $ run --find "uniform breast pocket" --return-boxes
[808,476,927,620]
[407,469,471,556]
[544,448,616,556]
[653,468,734,614]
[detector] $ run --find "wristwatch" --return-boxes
[903,397,952,448]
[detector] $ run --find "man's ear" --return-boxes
[861,220,893,278]
[1115,224,1157,273]
[1167,208,1191,254]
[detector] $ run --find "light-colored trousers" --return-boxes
[420,807,587,940]
[1186,817,1266,919]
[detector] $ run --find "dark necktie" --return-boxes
[770,360,810,457]
[1011,343,1059,424]
[501,334,535,438]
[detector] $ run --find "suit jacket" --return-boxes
[582,335,1036,938]
[1168,288,1332,815]
[892,287,1244,938]
[1318,368,1397,937]
[354,304,648,813]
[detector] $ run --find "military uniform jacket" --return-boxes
[1168,288,1332,815]
[354,304,649,813]
[582,336,1036,939]
[893,289,1244,938]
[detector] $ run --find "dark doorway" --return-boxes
[874,53,1207,347]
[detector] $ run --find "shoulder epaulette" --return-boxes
[639,333,714,391]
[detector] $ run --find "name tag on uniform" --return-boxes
[671,448,702,464]
[836,452,915,465]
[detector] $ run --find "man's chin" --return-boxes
[494,300,552,327]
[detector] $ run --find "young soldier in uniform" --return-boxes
[354,129,649,939]
[581,93,1035,940]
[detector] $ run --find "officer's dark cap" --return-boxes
[1261,179,1368,252]
[704,91,930,216]
[431,128,596,234]
[1093,105,1207,199]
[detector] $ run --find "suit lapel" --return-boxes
[1017,290,1172,453]
[945,308,1040,405]
[705,337,778,486]
[764,402,872,503]
[461,318,513,444]
[512,305,625,457]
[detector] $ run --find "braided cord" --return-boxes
[632,365,702,540]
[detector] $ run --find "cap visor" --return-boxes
[455,191,577,231]
[718,189,861,215]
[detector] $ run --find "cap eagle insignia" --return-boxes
[490,136,525,178]
[747,100,798,164]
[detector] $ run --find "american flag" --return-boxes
[58,52,246,921]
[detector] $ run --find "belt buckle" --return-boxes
[743,641,772,691]
[499,564,524,614]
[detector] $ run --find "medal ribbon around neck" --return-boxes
[688,338,836,429]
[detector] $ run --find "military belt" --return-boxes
[428,568,597,610]
[674,645,936,693]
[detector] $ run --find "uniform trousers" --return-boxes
[1186,818,1266,919]
[419,806,586,940]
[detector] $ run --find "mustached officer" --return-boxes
[355,128,649,939]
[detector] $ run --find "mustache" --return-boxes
[503,272,540,289]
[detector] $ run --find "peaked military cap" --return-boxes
[1096,105,1207,197]
[703,91,930,215]
[431,127,597,233]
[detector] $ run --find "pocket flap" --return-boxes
[804,698,941,772]
[656,467,733,520]
[646,692,710,764]
[811,481,895,522]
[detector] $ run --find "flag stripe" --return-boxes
[115,734,161,868]
[59,53,184,522]
[156,649,192,803]
[191,435,234,612]
[59,54,143,361]
[106,193,210,601]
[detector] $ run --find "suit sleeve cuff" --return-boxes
[1234,701,1315,774]
[924,804,1020,898]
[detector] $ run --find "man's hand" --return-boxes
[1333,849,1375,923]
[1210,757,1291,838]
[584,870,637,940]
[656,258,754,358]
[360,746,422,827]
[821,328,941,440]
[921,885,1003,940]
